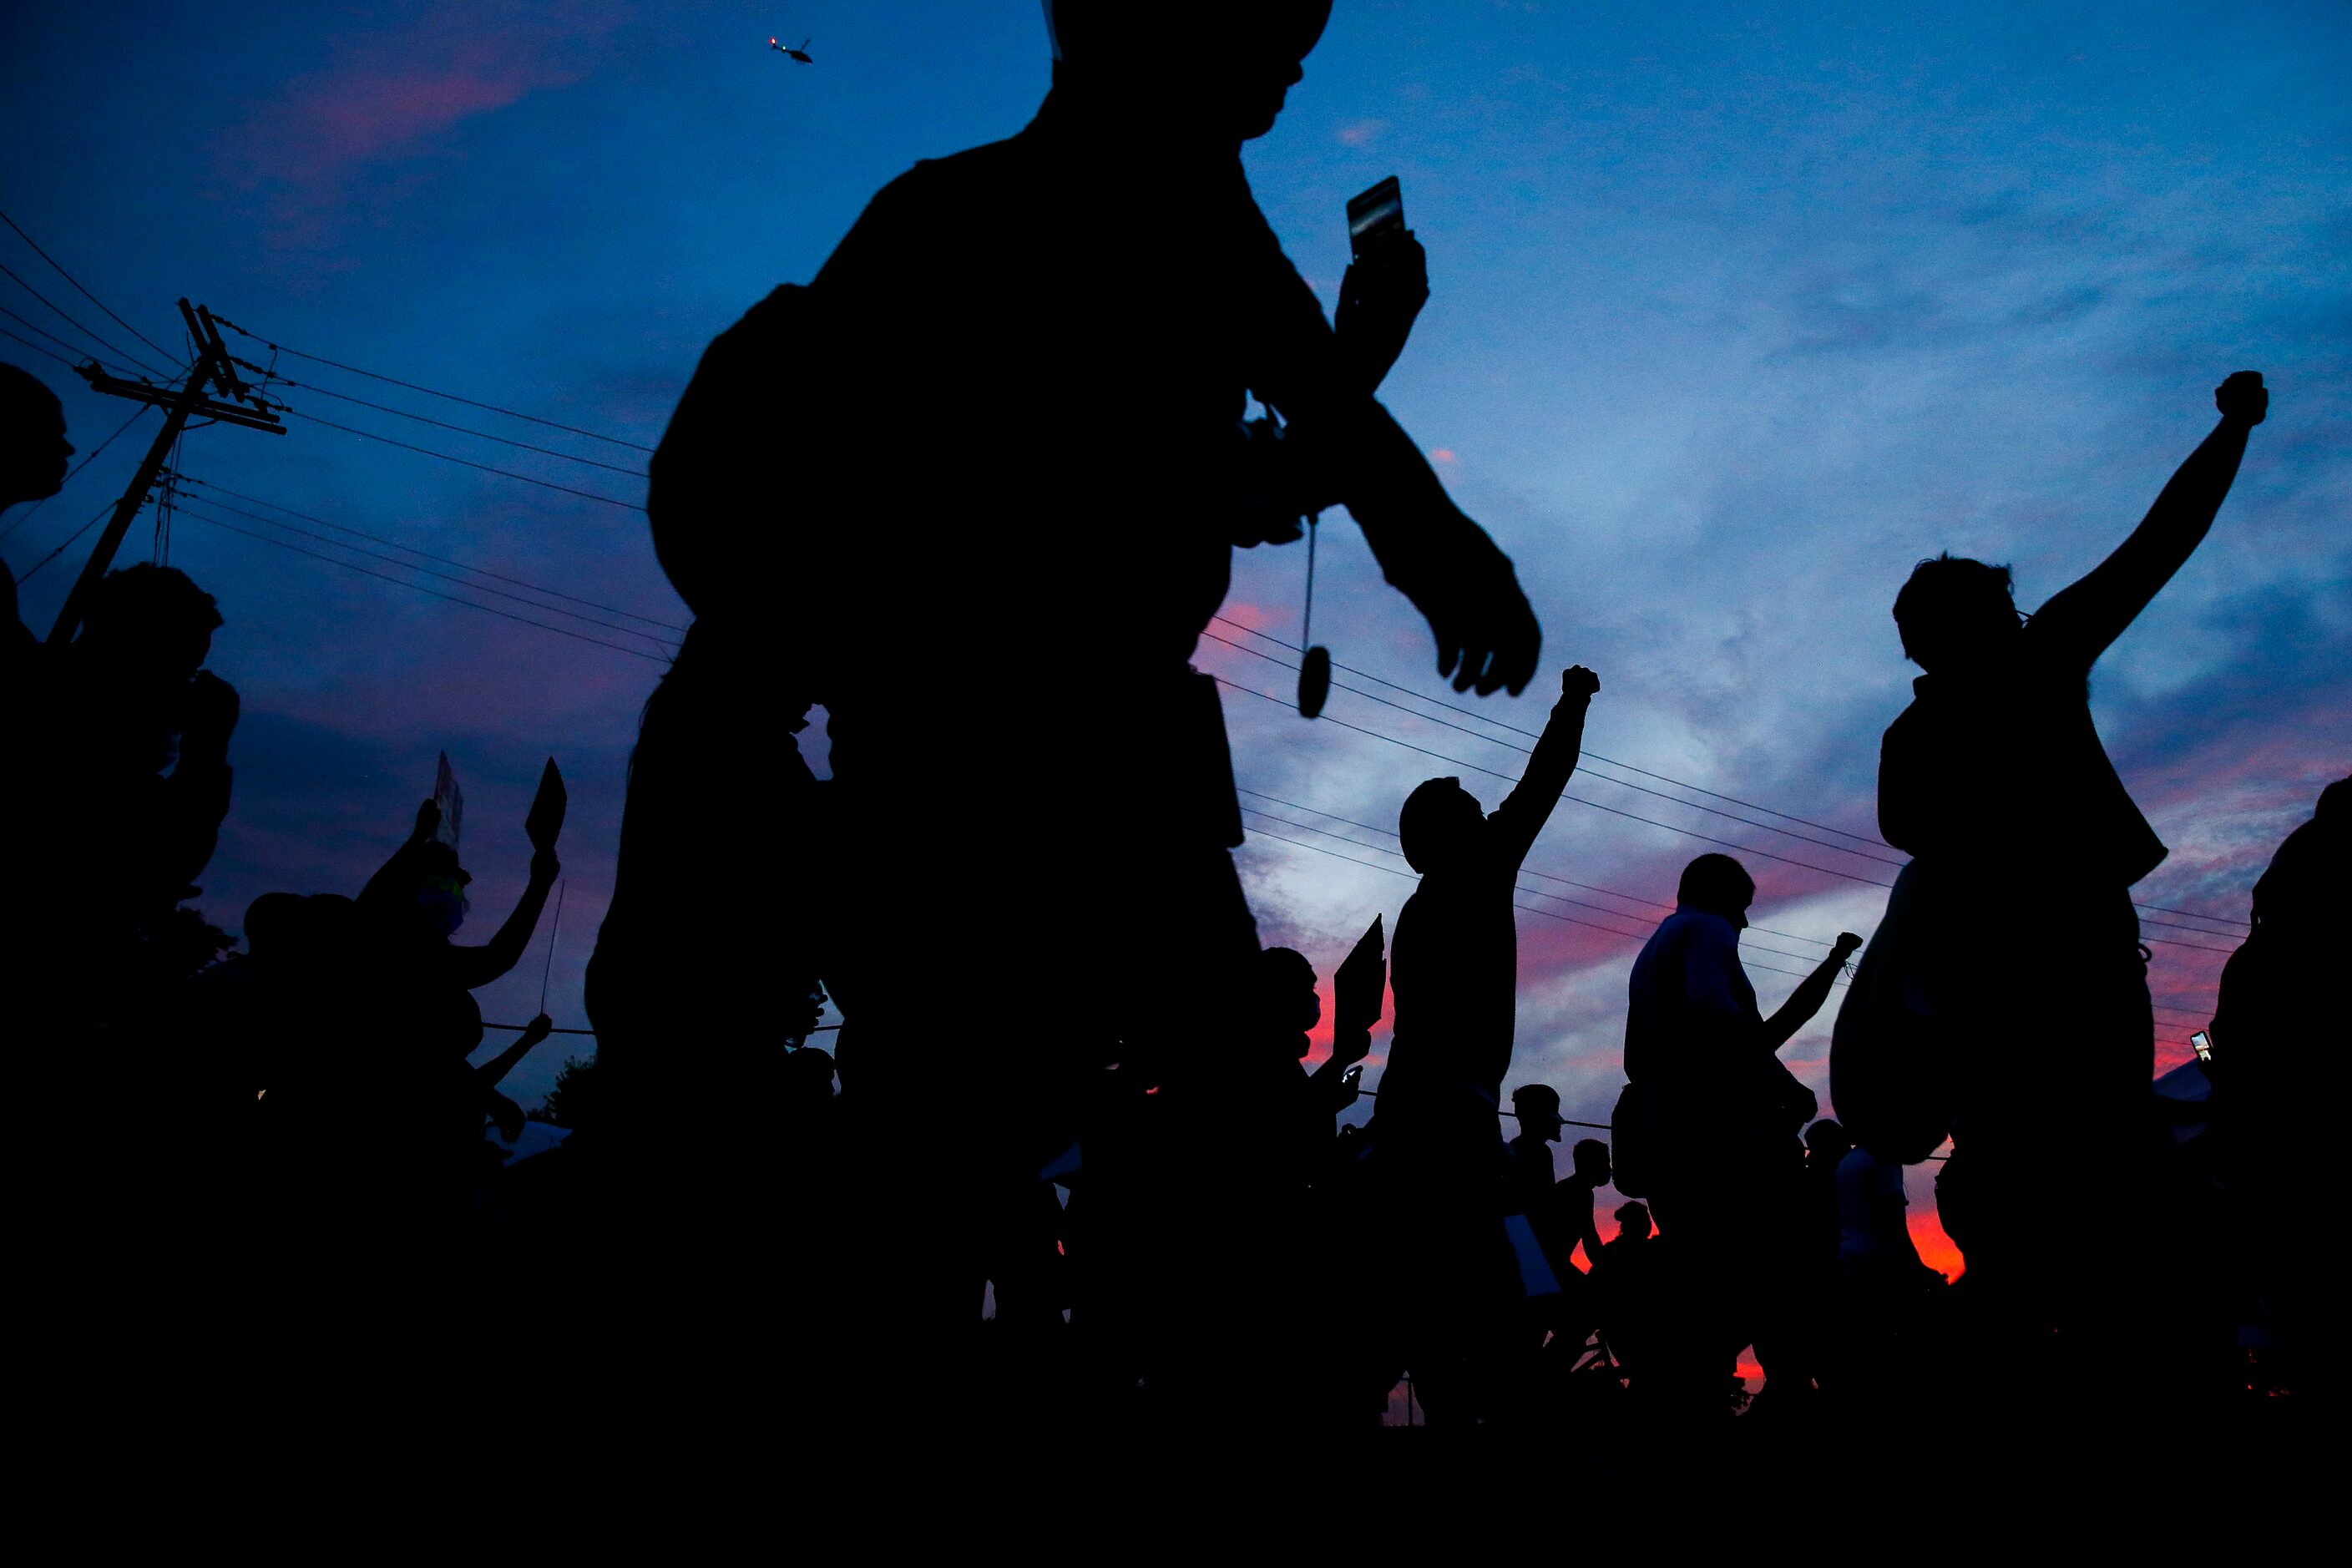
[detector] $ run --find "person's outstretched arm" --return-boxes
[1247,246,1540,697]
[451,847,559,991]
[1490,666,1601,870]
[477,1013,554,1090]
[1761,932,1863,1051]
[2031,372,2268,669]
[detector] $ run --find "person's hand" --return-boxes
[490,1092,525,1143]
[180,671,240,758]
[1560,665,1600,702]
[2215,370,2267,427]
[529,847,560,885]
[1335,232,1430,390]
[1832,931,1864,961]
[520,1013,554,1049]
[1389,520,1541,695]
[412,799,441,843]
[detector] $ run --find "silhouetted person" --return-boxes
[1372,665,1597,1419]
[1382,666,1599,1160]
[647,0,1543,1420]
[1621,853,1859,1412]
[0,361,71,513]
[2210,775,2346,1396]
[1832,372,2270,1399]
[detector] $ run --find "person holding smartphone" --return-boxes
[641,0,1544,1426]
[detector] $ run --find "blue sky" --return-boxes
[4,3,2345,1258]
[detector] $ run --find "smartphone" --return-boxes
[2190,1030,2213,1062]
[1347,176,1405,260]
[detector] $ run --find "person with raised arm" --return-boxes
[1371,664,1596,1422]
[1832,371,2270,1401]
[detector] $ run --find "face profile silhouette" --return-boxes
[1041,1,1332,142]
[0,362,71,510]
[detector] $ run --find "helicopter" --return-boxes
[770,36,813,64]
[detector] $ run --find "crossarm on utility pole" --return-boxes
[45,300,281,644]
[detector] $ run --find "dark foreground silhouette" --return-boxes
[0,12,2322,1503]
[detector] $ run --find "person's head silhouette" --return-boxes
[1,362,72,511]
[1805,1118,1854,1167]
[76,563,222,677]
[1613,1201,1652,1242]
[1677,852,1756,930]
[1399,776,1483,873]
[1041,0,1332,142]
[783,1044,837,1104]
[1254,945,1321,1051]
[1892,553,2023,673]
[1571,1137,1611,1187]
[1511,1082,1564,1143]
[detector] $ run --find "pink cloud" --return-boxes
[210,3,627,256]
[1337,120,1386,147]
[1430,448,1459,464]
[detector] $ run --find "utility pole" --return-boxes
[46,299,283,644]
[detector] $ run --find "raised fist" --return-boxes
[1561,665,1600,701]
[1832,931,1864,959]
[2215,370,2267,427]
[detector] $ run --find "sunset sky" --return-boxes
[4,1,2345,1270]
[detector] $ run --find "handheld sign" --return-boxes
[432,752,464,852]
[524,757,567,852]
[1336,913,1386,1001]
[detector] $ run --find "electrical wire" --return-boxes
[0,402,152,545]
[0,258,170,379]
[11,498,119,585]
[171,491,678,652]
[1201,626,1908,867]
[211,315,657,453]
[1208,615,2254,934]
[0,320,83,370]
[1211,615,1891,847]
[179,477,686,633]
[1237,807,1844,984]
[1233,786,1839,948]
[276,407,646,509]
[0,207,180,365]
[1211,675,2243,956]
[177,508,670,662]
[235,364,650,478]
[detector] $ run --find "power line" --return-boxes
[0,402,153,545]
[211,315,658,453]
[1211,675,2242,955]
[11,498,119,585]
[277,406,647,510]
[236,365,650,478]
[1237,807,1842,984]
[0,207,180,365]
[180,478,686,633]
[1201,627,1906,867]
[0,320,83,371]
[1233,786,1839,949]
[0,257,170,379]
[1211,615,1891,848]
[1239,803,1837,965]
[172,491,678,652]
[1214,672,1899,888]
[178,508,670,662]
[1207,615,2255,934]
[0,301,105,366]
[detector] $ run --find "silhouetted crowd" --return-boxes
[1,1,2339,1474]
